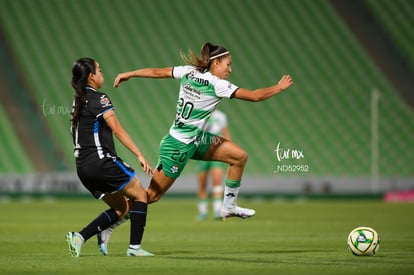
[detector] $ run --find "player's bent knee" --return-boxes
[237,150,248,166]
[117,199,130,219]
[147,195,160,204]
[117,208,129,219]
[146,190,161,204]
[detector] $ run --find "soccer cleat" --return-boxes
[65,232,84,257]
[220,206,256,220]
[126,247,154,256]
[97,228,113,256]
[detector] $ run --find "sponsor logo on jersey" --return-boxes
[183,83,201,99]
[187,71,209,86]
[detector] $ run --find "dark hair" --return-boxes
[71,57,96,129]
[180,42,230,72]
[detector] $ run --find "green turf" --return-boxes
[0,198,413,274]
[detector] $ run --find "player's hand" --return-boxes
[113,72,132,88]
[138,155,153,176]
[278,75,293,90]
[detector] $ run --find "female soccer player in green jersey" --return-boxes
[97,42,293,254]
[113,42,293,217]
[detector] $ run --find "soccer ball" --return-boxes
[347,226,380,256]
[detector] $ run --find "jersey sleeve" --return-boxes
[213,78,239,99]
[91,93,114,117]
[172,65,193,80]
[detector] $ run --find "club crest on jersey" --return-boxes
[171,164,179,174]
[100,95,111,107]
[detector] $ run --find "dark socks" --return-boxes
[129,201,148,246]
[79,209,119,241]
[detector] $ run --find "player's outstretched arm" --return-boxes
[113,67,173,87]
[233,75,293,102]
[103,110,153,176]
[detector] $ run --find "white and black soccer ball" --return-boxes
[347,226,380,256]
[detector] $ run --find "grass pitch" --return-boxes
[0,197,413,274]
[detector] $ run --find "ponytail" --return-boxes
[180,42,229,72]
[71,57,96,129]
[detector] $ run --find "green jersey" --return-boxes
[170,65,238,144]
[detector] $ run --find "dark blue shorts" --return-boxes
[76,154,136,199]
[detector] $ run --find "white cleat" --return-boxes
[66,232,84,257]
[97,228,113,256]
[127,247,154,256]
[220,206,256,220]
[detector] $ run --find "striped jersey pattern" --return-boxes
[170,66,238,144]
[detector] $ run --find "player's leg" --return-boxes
[66,192,127,257]
[120,176,153,256]
[210,165,224,219]
[97,195,130,255]
[146,168,176,204]
[202,136,255,219]
[102,192,130,217]
[80,192,127,240]
[197,162,209,220]
[146,134,187,204]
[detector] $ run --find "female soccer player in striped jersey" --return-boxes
[114,42,293,217]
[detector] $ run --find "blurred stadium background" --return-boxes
[0,0,412,198]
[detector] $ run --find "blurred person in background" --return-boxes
[196,109,230,220]
[66,57,154,257]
